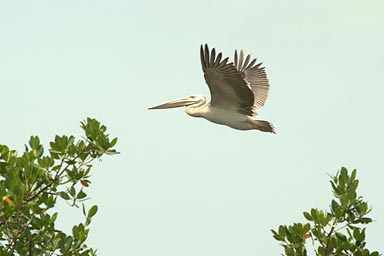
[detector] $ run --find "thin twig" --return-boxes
[324,220,337,256]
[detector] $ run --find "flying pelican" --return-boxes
[148,44,276,133]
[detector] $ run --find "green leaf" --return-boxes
[357,202,368,214]
[317,246,324,255]
[318,210,325,225]
[69,186,76,197]
[324,213,332,225]
[339,167,348,185]
[50,212,58,224]
[294,223,303,234]
[303,223,311,234]
[331,199,341,218]
[278,225,286,238]
[335,231,347,241]
[37,156,54,169]
[303,211,312,221]
[35,145,44,158]
[88,205,98,218]
[81,118,102,140]
[59,191,70,200]
[355,228,366,242]
[29,135,40,150]
[45,195,56,208]
[106,149,119,155]
[353,217,372,224]
[330,180,339,194]
[110,137,118,147]
[77,190,87,200]
[73,223,85,238]
[353,228,362,241]
[271,229,284,241]
[350,180,359,194]
[311,208,318,222]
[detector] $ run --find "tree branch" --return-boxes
[324,220,337,256]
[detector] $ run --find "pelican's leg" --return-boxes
[246,119,276,133]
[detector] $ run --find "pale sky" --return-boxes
[1,0,384,255]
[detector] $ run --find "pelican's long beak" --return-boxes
[148,97,196,110]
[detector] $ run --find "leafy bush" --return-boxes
[0,118,118,255]
[272,167,379,256]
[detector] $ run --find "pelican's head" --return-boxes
[148,95,206,110]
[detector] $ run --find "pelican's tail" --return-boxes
[251,120,276,134]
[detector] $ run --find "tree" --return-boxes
[272,167,380,256]
[0,118,118,255]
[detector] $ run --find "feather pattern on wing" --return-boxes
[200,44,255,116]
[234,49,270,110]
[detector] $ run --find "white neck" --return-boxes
[185,98,207,117]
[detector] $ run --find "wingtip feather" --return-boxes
[238,50,244,70]
[234,50,238,69]
[210,48,216,64]
[204,44,210,66]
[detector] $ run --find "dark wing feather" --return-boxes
[234,49,270,110]
[200,44,255,116]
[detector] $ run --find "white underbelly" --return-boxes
[199,106,253,130]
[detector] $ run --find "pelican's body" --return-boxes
[183,97,270,131]
[194,106,255,130]
[149,44,276,133]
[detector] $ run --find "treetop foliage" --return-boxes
[272,167,379,256]
[0,118,118,255]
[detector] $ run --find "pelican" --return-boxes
[148,44,276,133]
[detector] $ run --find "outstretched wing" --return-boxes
[234,49,270,110]
[200,44,255,116]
